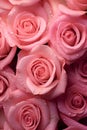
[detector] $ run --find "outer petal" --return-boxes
[60,113,87,130]
[58,4,86,16]
[65,0,87,11]
[9,0,40,6]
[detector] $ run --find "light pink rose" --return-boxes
[60,113,87,130]
[0,67,15,104]
[49,12,87,64]
[15,45,67,99]
[8,0,40,6]
[5,3,49,50]
[57,84,87,120]
[3,89,59,130]
[0,18,17,70]
[65,0,87,11]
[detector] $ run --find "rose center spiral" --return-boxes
[71,95,84,108]
[19,104,41,130]
[20,19,37,33]
[62,28,76,46]
[31,58,52,84]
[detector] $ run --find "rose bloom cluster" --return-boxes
[0,0,87,130]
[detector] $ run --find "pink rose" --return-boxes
[0,18,17,70]
[0,67,15,104]
[65,0,87,11]
[3,90,59,130]
[57,84,87,120]
[49,12,87,64]
[5,3,49,50]
[16,45,67,99]
[8,0,40,6]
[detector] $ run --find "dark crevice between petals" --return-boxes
[79,117,87,126]
[57,119,67,130]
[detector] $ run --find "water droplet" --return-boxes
[68,112,71,115]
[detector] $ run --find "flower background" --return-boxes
[0,0,87,130]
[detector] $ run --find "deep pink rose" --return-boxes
[0,67,15,104]
[5,3,49,50]
[65,0,87,11]
[3,90,59,130]
[49,12,87,64]
[57,85,87,120]
[60,113,87,130]
[8,0,40,6]
[16,45,67,99]
[67,53,87,96]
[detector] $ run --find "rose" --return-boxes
[74,56,87,82]
[3,90,59,130]
[65,0,87,11]
[49,13,87,64]
[0,67,15,104]
[16,45,67,99]
[74,54,87,89]
[60,113,87,130]
[67,53,87,96]
[0,18,17,70]
[57,85,87,120]
[5,3,49,50]
[8,0,40,6]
